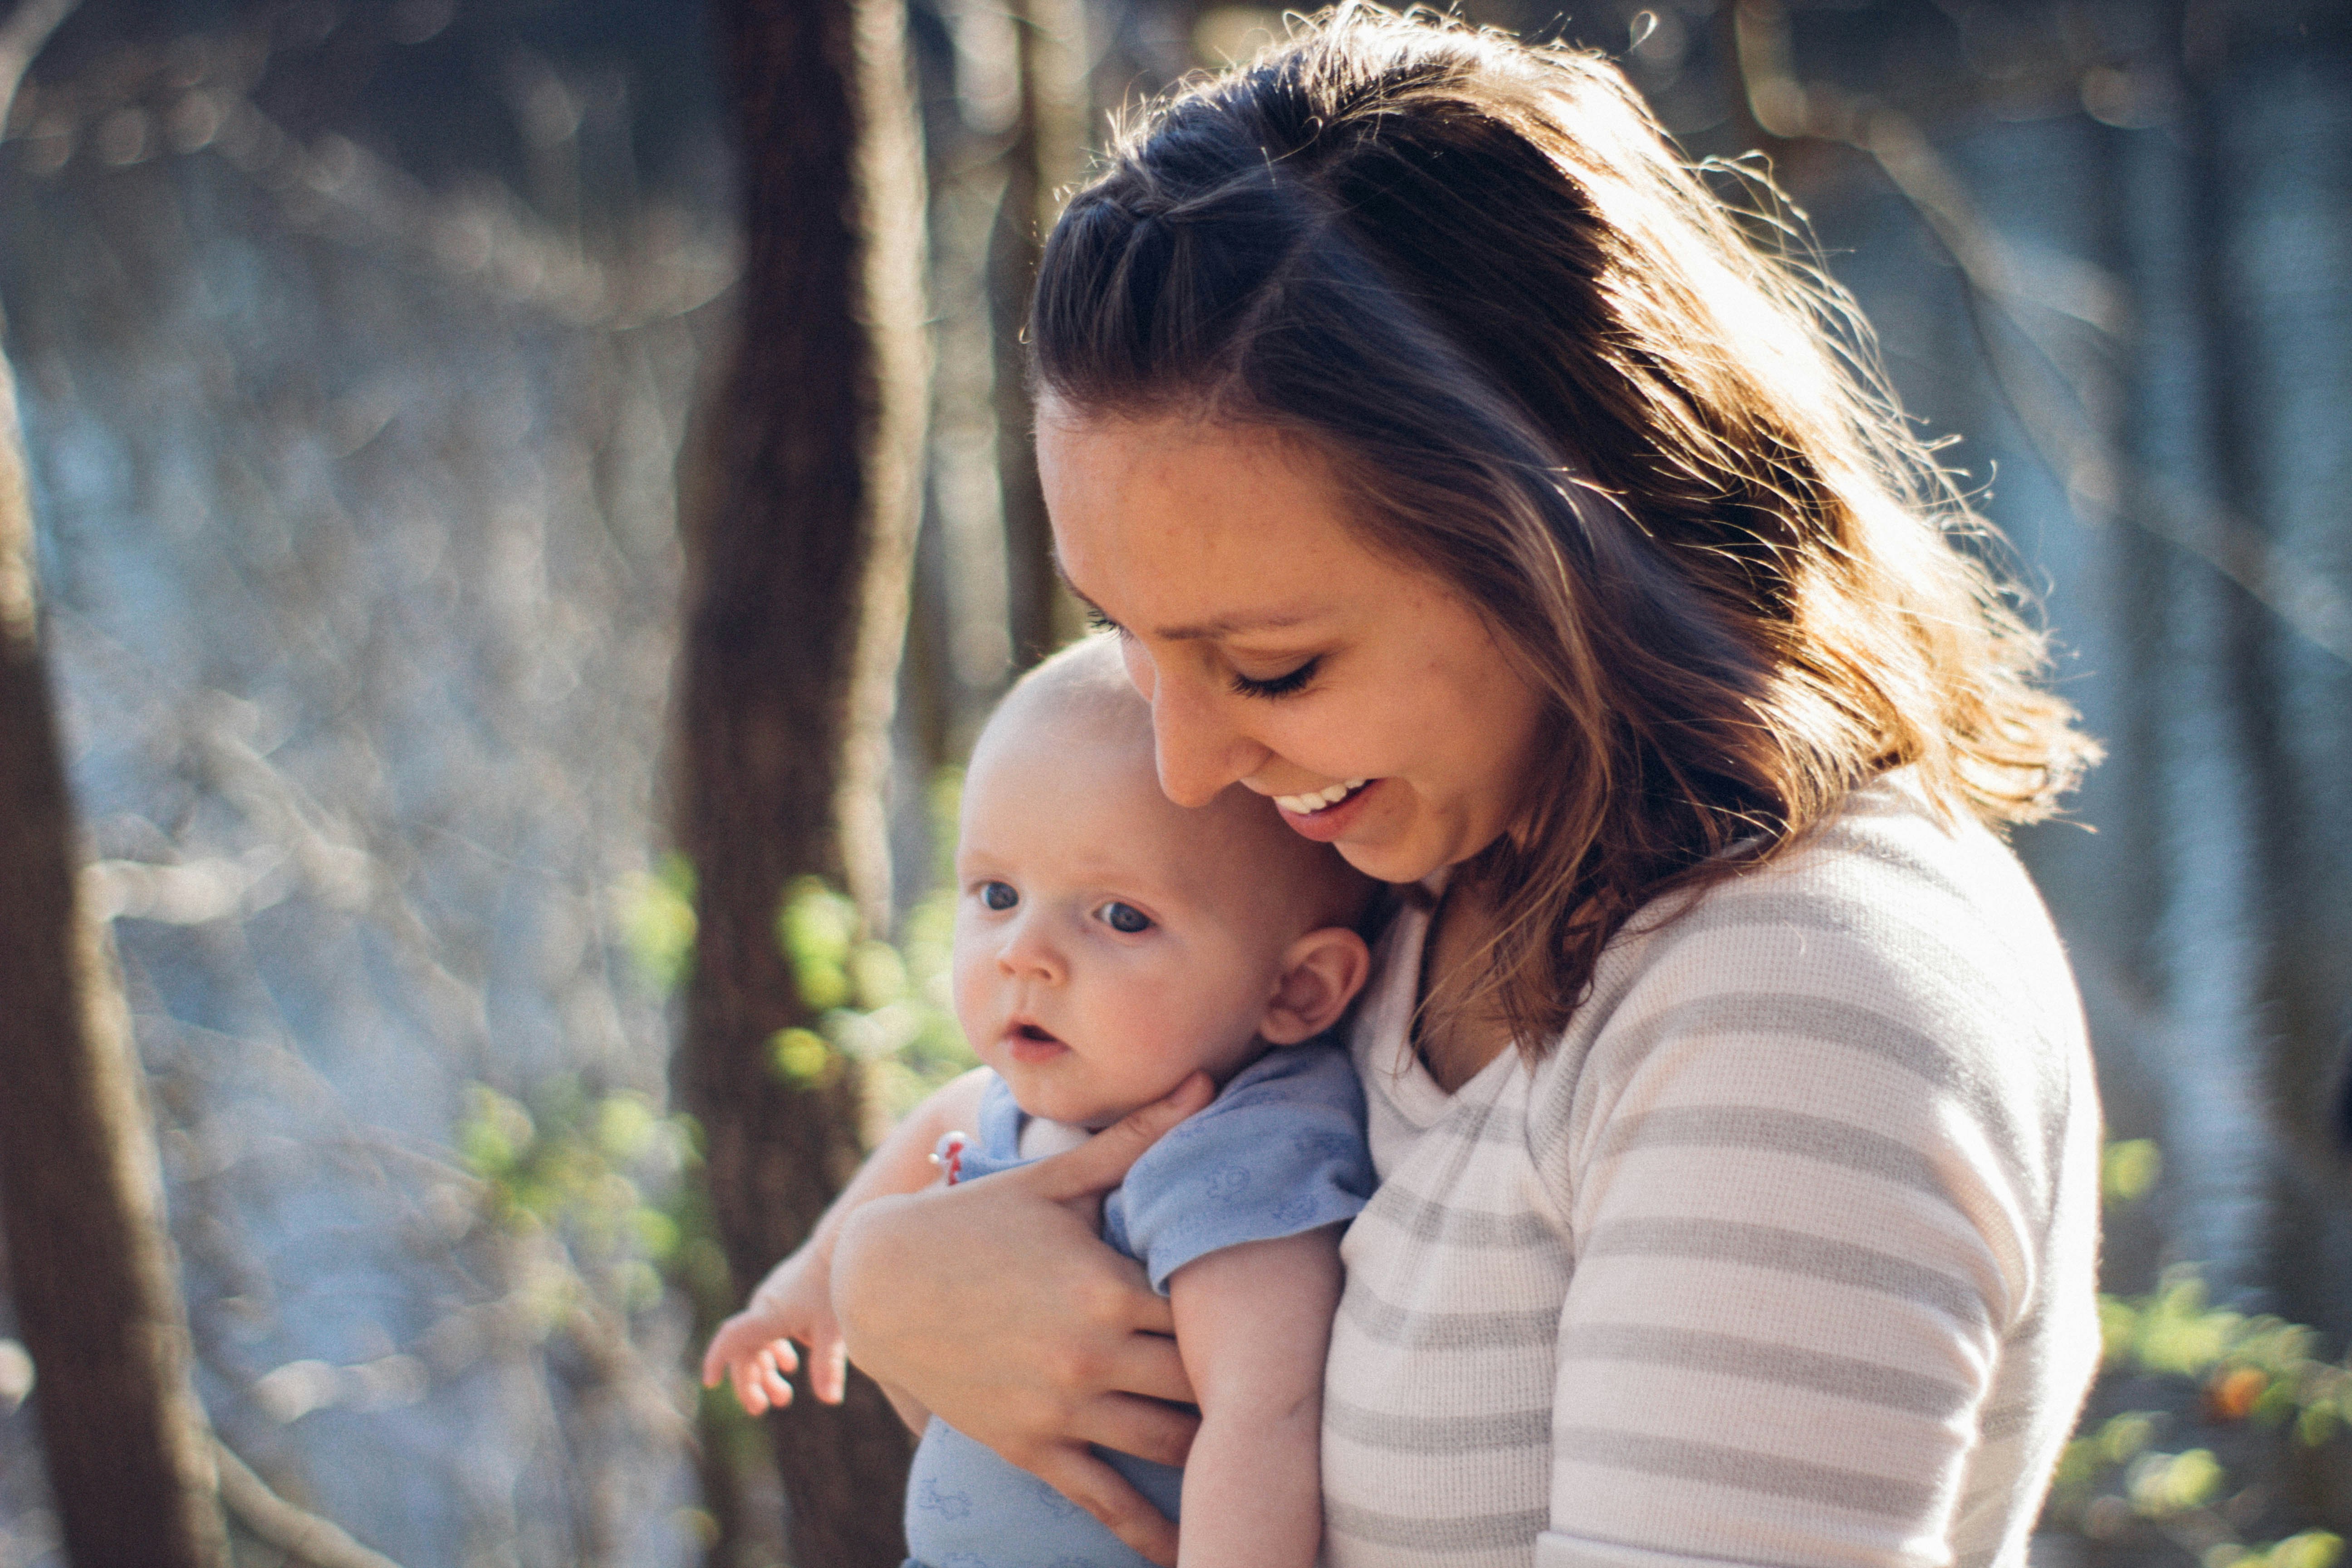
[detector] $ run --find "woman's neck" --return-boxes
[1414,876,1516,1093]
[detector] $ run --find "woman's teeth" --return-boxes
[1274,779,1368,815]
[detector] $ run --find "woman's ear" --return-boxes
[1260,927,1373,1045]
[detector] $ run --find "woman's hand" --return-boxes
[832,1073,1215,1568]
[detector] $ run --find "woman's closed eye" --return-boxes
[1094,901,1153,934]
[1230,657,1319,700]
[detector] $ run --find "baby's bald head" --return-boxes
[970,636,1374,938]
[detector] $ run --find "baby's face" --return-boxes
[951,706,1318,1129]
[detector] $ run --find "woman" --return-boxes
[831,9,2103,1565]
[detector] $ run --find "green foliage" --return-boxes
[773,878,975,1119]
[615,852,698,997]
[777,875,860,1012]
[2211,1533,2347,1568]
[455,1080,697,1318]
[759,770,978,1117]
[2045,1144,2352,1557]
[2126,1447,2226,1517]
[608,773,980,1119]
[557,785,976,1439]
[2104,1138,2163,1205]
[864,893,978,1120]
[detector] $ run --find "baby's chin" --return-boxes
[1012,1056,1267,1133]
[1009,1078,1189,1133]
[1014,1086,1146,1132]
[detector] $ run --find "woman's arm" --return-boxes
[1523,842,2095,1563]
[700,1066,992,1414]
[832,1073,1215,1568]
[1166,1225,1343,1568]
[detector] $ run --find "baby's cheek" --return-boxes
[1118,955,1253,1068]
[946,944,994,1048]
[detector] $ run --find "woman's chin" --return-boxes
[1333,835,1444,887]
[1332,812,1495,887]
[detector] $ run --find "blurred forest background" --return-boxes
[0,0,2346,1563]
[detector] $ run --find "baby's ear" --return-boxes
[1260,927,1373,1045]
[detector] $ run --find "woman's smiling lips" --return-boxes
[1272,777,1381,842]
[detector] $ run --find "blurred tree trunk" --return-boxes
[994,0,1091,670]
[676,0,928,1562]
[0,295,229,1568]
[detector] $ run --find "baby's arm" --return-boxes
[700,1065,991,1419]
[1166,1224,1344,1568]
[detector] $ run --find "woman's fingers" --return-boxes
[1025,1073,1214,1203]
[1101,1321,1189,1402]
[1026,1446,1181,1568]
[831,1092,1209,1470]
[1073,1392,1199,1470]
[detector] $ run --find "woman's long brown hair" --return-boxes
[1030,4,2099,1051]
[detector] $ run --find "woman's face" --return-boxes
[1039,407,1548,886]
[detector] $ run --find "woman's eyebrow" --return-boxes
[1153,611,1318,641]
[1055,572,1319,641]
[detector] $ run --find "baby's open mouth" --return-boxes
[1004,1020,1068,1062]
[1274,779,1368,815]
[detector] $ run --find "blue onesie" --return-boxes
[901,1040,1374,1568]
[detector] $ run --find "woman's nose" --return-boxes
[1147,666,1269,809]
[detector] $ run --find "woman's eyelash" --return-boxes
[1231,659,1319,699]
[1084,607,1126,637]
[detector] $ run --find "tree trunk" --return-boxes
[0,319,229,1564]
[677,0,929,1562]
[994,0,1091,671]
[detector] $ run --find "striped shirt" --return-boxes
[1322,774,2100,1568]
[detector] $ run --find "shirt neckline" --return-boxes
[1355,878,1519,1128]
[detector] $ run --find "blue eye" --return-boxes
[1098,902,1152,934]
[980,882,1018,911]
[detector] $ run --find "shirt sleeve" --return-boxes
[1524,852,2079,1566]
[1112,1043,1377,1294]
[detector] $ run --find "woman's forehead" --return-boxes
[1039,413,1370,611]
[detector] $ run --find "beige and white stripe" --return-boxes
[1323,774,2101,1568]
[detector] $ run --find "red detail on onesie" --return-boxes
[930,1130,970,1186]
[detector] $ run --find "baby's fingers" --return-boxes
[726,1353,769,1416]
[701,1314,761,1388]
[757,1341,800,1411]
[807,1331,849,1406]
[722,1338,799,1416]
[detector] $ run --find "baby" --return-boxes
[702,635,1378,1568]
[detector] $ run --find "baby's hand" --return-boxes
[700,1246,846,1416]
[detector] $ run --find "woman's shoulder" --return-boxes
[1531,770,2091,1189]
[1617,769,2077,1022]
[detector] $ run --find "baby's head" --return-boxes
[953,637,1377,1128]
